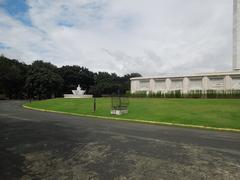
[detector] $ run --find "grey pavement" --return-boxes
[0,100,240,180]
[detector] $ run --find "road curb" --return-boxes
[23,104,240,133]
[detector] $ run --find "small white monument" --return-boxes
[72,85,85,96]
[64,85,93,98]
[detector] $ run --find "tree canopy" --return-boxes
[0,55,141,99]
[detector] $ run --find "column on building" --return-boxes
[183,77,190,93]
[224,76,232,90]
[202,77,209,92]
[149,79,155,92]
[166,78,172,92]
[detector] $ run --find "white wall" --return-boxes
[131,74,240,93]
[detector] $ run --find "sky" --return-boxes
[0,0,233,76]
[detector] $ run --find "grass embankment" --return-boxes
[24,98,240,130]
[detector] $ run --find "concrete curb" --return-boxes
[23,105,240,133]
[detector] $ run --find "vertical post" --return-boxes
[93,98,96,112]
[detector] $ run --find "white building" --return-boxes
[131,0,240,94]
[131,72,240,94]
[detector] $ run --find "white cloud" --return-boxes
[0,0,233,75]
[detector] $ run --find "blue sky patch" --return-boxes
[58,21,74,27]
[0,0,32,26]
[0,42,10,49]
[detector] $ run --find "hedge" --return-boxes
[130,90,240,99]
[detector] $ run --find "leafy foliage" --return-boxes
[0,55,28,99]
[59,65,94,94]
[0,55,141,99]
[25,65,63,100]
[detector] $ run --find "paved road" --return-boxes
[0,101,240,180]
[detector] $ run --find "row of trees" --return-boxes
[0,55,141,99]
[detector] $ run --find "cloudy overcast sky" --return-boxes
[0,0,233,76]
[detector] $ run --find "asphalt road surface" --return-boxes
[0,100,240,180]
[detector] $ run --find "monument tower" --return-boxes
[233,0,240,71]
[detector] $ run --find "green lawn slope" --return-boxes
[24,98,240,130]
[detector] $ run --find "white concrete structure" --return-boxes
[72,85,85,96]
[111,109,128,115]
[131,0,240,94]
[131,72,240,93]
[64,85,93,98]
[233,0,240,71]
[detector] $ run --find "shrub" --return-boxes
[131,91,147,98]
[130,89,240,99]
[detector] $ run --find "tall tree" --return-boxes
[25,61,63,100]
[0,55,28,99]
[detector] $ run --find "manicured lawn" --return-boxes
[25,98,240,130]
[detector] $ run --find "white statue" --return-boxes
[72,85,85,95]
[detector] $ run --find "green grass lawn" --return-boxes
[25,98,240,130]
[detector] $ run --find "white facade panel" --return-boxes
[139,80,150,90]
[189,79,203,90]
[155,80,166,91]
[209,78,225,90]
[232,77,240,89]
[170,80,183,90]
